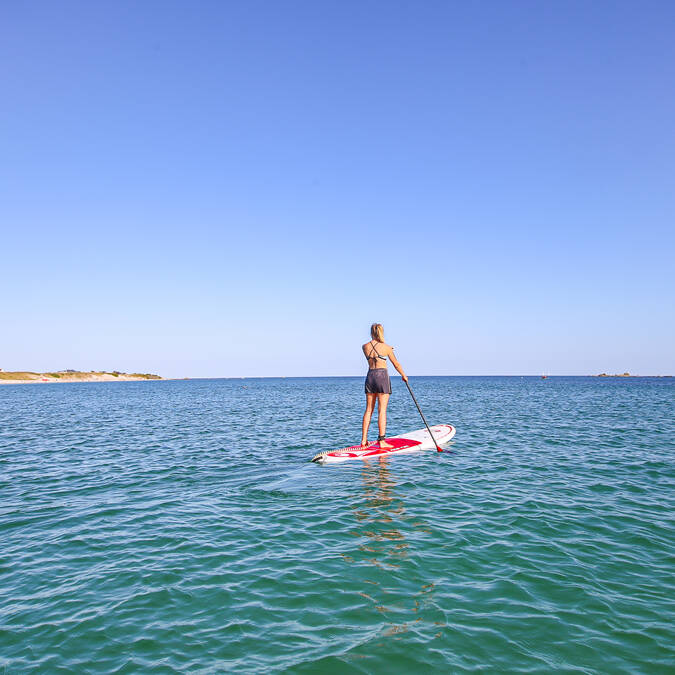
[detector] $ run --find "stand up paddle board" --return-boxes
[311,424,456,464]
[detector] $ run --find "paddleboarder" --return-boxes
[361,323,408,448]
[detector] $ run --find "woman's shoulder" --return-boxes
[363,340,394,351]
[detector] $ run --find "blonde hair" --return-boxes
[370,323,384,342]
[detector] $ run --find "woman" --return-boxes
[361,323,408,448]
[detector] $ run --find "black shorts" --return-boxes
[365,368,392,394]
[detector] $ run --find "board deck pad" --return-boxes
[311,424,456,464]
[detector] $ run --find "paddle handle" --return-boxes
[404,379,442,452]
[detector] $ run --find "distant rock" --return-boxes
[594,372,672,377]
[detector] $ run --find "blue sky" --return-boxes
[1,1,673,377]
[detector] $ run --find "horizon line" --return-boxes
[170,374,674,379]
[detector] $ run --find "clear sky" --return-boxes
[2,1,674,377]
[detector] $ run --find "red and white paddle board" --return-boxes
[311,424,456,464]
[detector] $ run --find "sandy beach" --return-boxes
[0,371,162,384]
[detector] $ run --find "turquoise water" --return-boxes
[1,376,674,673]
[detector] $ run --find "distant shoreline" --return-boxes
[1,373,672,385]
[0,371,162,384]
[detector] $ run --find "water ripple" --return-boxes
[0,377,673,672]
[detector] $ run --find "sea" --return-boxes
[1,376,673,673]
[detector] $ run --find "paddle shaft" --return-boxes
[404,379,442,452]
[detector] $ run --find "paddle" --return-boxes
[404,379,443,452]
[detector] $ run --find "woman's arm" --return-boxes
[388,348,408,382]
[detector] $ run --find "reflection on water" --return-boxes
[346,459,444,642]
[353,458,408,568]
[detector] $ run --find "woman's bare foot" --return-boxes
[360,440,370,448]
[378,440,393,449]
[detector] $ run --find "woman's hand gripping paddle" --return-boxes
[404,379,443,452]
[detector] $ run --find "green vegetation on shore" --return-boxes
[0,372,41,380]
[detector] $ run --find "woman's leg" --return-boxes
[361,393,377,446]
[376,394,392,447]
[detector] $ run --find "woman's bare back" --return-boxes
[362,340,393,370]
